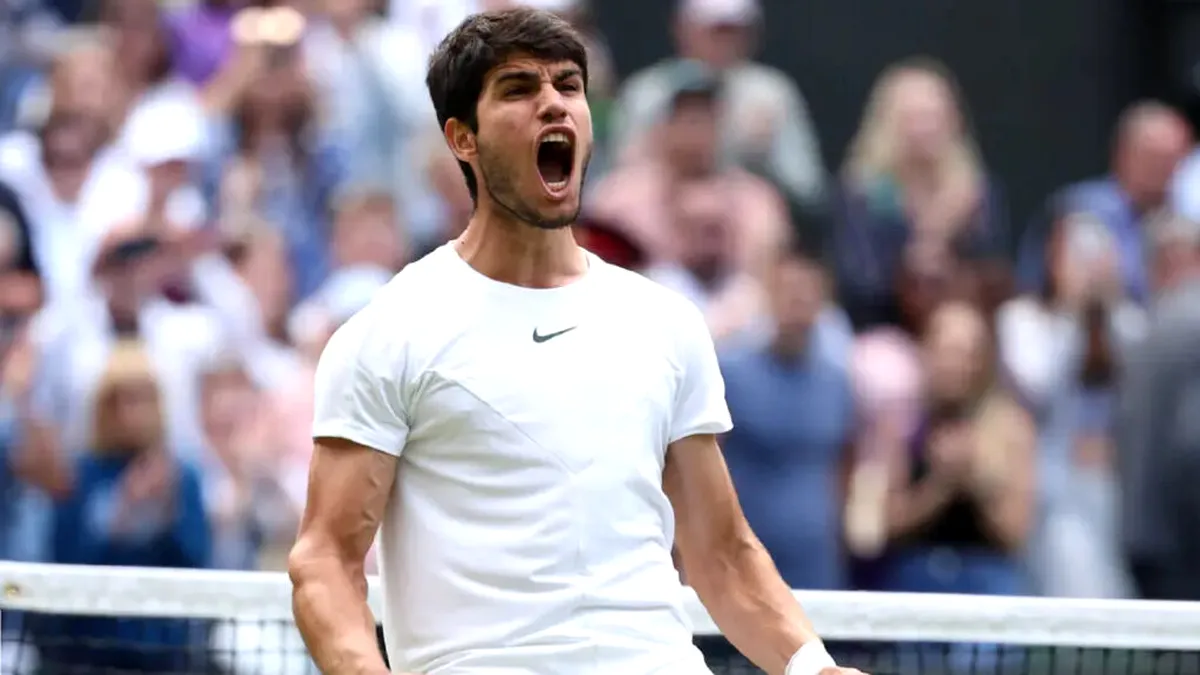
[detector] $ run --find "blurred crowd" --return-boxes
[3,0,1200,617]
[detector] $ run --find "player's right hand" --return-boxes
[819,668,869,675]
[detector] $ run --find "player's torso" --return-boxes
[377,250,701,672]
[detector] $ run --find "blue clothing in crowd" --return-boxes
[719,329,855,590]
[32,452,212,674]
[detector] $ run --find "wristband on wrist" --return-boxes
[784,640,837,675]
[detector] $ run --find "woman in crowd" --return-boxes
[873,298,1035,596]
[834,57,1010,331]
[997,210,1143,598]
[34,340,211,674]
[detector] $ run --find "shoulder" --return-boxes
[597,259,702,321]
[980,391,1035,439]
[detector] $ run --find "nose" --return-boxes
[537,84,568,124]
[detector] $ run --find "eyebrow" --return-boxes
[493,67,584,88]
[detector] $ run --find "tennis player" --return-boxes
[289,8,865,675]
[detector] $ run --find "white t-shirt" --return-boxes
[312,244,732,675]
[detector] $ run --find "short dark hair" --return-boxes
[425,8,590,202]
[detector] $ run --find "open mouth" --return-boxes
[536,131,575,195]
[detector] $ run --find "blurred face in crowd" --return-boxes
[51,45,117,125]
[769,253,824,343]
[202,365,256,452]
[41,113,105,201]
[104,374,163,450]
[673,182,733,283]
[1114,108,1191,212]
[888,69,959,167]
[460,55,592,230]
[923,301,989,403]
[663,94,720,175]
[236,51,312,150]
[676,18,753,70]
[331,194,405,271]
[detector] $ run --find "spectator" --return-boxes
[1117,211,1200,601]
[841,249,980,571]
[645,178,765,342]
[327,186,407,275]
[998,212,1142,598]
[206,34,345,301]
[872,299,1034,596]
[26,218,264,473]
[303,0,438,244]
[719,243,855,590]
[612,0,825,211]
[833,57,1010,332]
[591,59,790,273]
[33,339,211,674]
[0,40,148,303]
[198,354,297,571]
[1019,102,1192,303]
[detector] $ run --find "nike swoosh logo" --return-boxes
[532,326,577,343]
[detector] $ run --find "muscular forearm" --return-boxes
[688,532,819,675]
[290,554,388,675]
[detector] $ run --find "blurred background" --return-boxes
[4,0,1200,621]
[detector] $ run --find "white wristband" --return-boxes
[784,640,837,675]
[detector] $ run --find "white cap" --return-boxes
[680,0,760,25]
[124,96,207,167]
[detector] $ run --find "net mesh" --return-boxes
[4,562,1200,675]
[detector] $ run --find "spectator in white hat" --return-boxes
[611,0,826,213]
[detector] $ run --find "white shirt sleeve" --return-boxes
[669,300,734,443]
[311,306,410,456]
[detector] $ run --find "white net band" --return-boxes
[5,561,1200,651]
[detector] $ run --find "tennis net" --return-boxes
[4,562,1200,675]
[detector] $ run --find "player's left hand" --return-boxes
[818,668,868,675]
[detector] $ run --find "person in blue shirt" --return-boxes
[32,340,213,675]
[719,243,856,591]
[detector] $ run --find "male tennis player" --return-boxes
[289,8,865,675]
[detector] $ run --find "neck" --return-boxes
[456,201,586,288]
[771,328,808,361]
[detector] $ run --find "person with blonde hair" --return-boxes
[833,57,1010,331]
[33,340,211,674]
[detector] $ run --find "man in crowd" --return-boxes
[1118,211,1200,600]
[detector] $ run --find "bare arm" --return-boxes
[971,401,1036,551]
[665,434,857,675]
[288,438,398,675]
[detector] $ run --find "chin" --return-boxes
[531,197,581,230]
